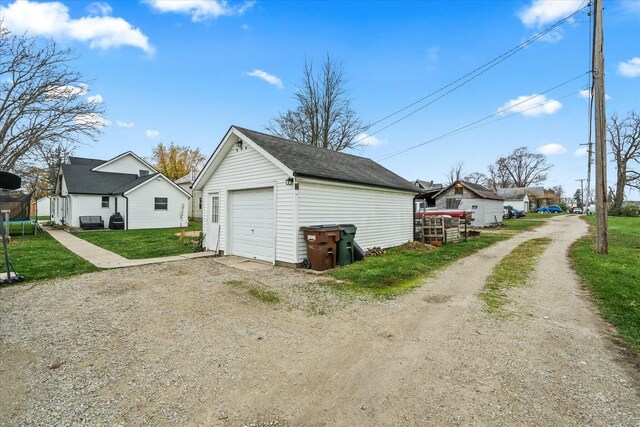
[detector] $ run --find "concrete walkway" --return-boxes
[44,227,215,269]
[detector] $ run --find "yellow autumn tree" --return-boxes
[152,142,205,181]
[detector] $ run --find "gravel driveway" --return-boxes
[1,215,639,426]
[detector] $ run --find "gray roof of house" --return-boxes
[62,157,159,195]
[415,179,443,190]
[503,193,527,201]
[497,186,545,197]
[235,126,417,192]
[435,180,504,201]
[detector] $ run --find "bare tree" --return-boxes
[608,111,640,208]
[267,55,366,151]
[0,25,105,172]
[463,171,488,186]
[446,161,464,184]
[487,161,513,190]
[487,147,551,189]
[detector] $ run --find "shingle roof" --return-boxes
[234,126,417,192]
[435,180,504,201]
[497,186,545,197]
[62,161,158,195]
[415,179,443,190]
[502,193,527,201]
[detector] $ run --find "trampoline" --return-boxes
[7,218,39,236]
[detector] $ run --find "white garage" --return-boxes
[193,126,418,266]
[229,188,274,261]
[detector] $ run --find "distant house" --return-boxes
[175,173,203,219]
[35,196,51,218]
[497,186,554,211]
[434,180,504,227]
[193,126,417,264]
[413,179,444,210]
[495,188,530,212]
[51,151,190,229]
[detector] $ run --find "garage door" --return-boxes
[229,187,274,262]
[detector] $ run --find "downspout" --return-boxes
[122,193,129,230]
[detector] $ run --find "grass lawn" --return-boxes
[330,220,547,297]
[4,233,98,283]
[480,237,551,313]
[524,212,567,219]
[75,220,202,259]
[571,216,640,354]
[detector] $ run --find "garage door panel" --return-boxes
[230,188,274,262]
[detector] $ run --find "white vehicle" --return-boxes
[573,207,583,214]
[585,204,596,215]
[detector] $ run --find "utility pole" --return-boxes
[593,0,608,254]
[580,142,593,204]
[576,178,587,207]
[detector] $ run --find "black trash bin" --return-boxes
[336,224,357,266]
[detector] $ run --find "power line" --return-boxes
[356,1,590,144]
[376,73,589,161]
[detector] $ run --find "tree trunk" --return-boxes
[614,165,626,208]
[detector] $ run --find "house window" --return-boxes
[198,197,202,210]
[154,197,168,210]
[101,196,109,208]
[140,170,149,176]
[211,195,219,223]
[454,184,464,195]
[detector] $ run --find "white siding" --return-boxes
[178,182,203,219]
[201,144,295,263]
[35,197,51,217]
[94,154,151,175]
[126,178,189,229]
[296,180,414,263]
[435,186,503,227]
[503,195,529,212]
[66,195,110,228]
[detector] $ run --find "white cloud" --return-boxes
[46,84,88,99]
[355,133,385,147]
[116,121,134,128]
[87,94,104,103]
[145,130,160,138]
[497,94,562,117]
[578,89,611,100]
[87,2,112,16]
[145,0,254,22]
[244,69,284,89]
[0,0,153,53]
[537,143,567,155]
[574,147,589,156]
[518,0,583,27]
[617,57,640,78]
[74,113,110,128]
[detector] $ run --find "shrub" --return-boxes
[609,205,640,217]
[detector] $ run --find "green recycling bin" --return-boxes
[336,224,357,266]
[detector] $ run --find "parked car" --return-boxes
[536,205,563,213]
[504,205,527,219]
[573,207,583,214]
[586,204,596,215]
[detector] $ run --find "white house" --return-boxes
[35,196,51,218]
[433,180,504,227]
[193,126,418,265]
[497,189,530,212]
[175,173,203,219]
[51,151,190,229]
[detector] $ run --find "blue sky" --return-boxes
[1,0,639,200]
